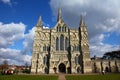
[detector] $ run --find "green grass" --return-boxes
[0,75,58,80]
[66,74,120,80]
[0,74,120,80]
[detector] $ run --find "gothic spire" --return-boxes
[37,16,42,27]
[79,15,87,32]
[80,15,85,26]
[57,7,62,22]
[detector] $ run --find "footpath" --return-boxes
[58,74,66,80]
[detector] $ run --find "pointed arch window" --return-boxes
[59,27,61,32]
[60,35,64,50]
[62,27,64,32]
[65,37,69,50]
[56,37,59,51]
[73,45,76,51]
[65,27,66,32]
[75,54,79,64]
[73,45,79,51]
[37,54,39,59]
[43,45,47,51]
[57,27,59,32]
[77,45,79,51]
[43,55,47,65]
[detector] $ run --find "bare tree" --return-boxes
[2,60,9,70]
[0,54,2,63]
[25,62,28,68]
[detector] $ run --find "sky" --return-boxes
[0,0,120,65]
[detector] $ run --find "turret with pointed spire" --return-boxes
[79,15,89,55]
[80,15,86,27]
[80,15,87,32]
[36,16,42,28]
[79,15,92,73]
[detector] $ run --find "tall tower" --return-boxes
[31,16,43,73]
[31,16,51,74]
[79,16,92,73]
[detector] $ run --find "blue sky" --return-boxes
[0,0,54,31]
[0,0,120,65]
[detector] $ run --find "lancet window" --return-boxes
[60,35,64,50]
[56,37,59,51]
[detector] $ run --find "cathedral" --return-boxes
[31,8,120,74]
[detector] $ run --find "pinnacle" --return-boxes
[57,7,62,22]
[37,16,42,27]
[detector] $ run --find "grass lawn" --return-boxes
[65,74,120,80]
[0,74,120,80]
[0,75,58,80]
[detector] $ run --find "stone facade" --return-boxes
[31,8,120,74]
[91,56,120,73]
[31,8,91,74]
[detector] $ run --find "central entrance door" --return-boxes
[59,63,66,73]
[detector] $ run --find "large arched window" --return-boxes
[60,35,64,50]
[65,37,69,50]
[56,37,59,51]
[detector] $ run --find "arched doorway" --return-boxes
[59,63,66,73]
[105,66,109,72]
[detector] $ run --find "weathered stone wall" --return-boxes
[91,60,120,73]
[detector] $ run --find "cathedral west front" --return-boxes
[31,8,92,74]
[31,8,120,74]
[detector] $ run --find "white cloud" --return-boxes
[0,48,31,65]
[43,26,49,29]
[89,34,119,57]
[23,27,35,54]
[90,34,105,45]
[105,18,120,33]
[50,0,120,57]
[0,22,32,65]
[0,22,25,48]
[1,0,12,5]
[90,43,119,57]
[50,0,120,33]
